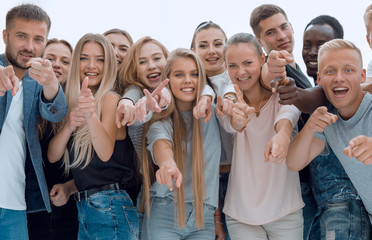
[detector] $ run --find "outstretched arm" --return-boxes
[153,139,182,191]
[344,135,372,165]
[264,118,293,164]
[287,106,337,171]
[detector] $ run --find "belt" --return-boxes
[74,183,125,202]
[220,164,231,173]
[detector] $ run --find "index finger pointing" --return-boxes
[41,59,52,67]
[278,50,294,63]
[152,78,169,97]
[349,135,366,149]
[26,57,43,68]
[234,84,244,103]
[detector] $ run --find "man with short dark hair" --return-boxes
[0,4,67,239]
[249,4,317,239]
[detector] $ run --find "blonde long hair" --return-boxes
[117,36,168,95]
[62,33,117,171]
[141,48,207,229]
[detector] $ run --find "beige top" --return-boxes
[218,94,304,225]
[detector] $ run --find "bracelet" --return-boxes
[224,94,237,103]
[118,97,134,106]
[215,220,223,225]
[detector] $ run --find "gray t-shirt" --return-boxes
[315,92,372,215]
[146,110,221,208]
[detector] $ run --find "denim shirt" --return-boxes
[309,148,360,209]
[0,54,68,213]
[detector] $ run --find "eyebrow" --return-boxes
[198,39,224,43]
[80,53,105,58]
[119,44,129,48]
[139,52,163,59]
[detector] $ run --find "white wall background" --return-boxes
[1,0,371,83]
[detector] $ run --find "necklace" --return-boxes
[254,90,266,117]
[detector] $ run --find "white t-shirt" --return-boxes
[367,59,372,78]
[0,82,27,210]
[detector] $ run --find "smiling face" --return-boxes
[105,33,131,70]
[137,42,167,90]
[193,27,226,77]
[169,57,199,111]
[257,13,294,54]
[43,42,71,84]
[79,42,105,93]
[317,48,366,119]
[3,18,47,70]
[226,43,265,92]
[302,24,335,79]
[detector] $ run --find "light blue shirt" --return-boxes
[315,93,372,215]
[146,110,221,208]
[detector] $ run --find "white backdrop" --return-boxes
[1,0,371,83]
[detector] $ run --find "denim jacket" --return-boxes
[0,54,68,213]
[309,148,360,209]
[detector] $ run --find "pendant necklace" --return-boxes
[254,90,266,117]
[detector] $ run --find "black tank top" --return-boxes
[70,133,136,191]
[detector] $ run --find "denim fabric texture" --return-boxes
[309,149,360,209]
[318,200,371,240]
[76,189,138,240]
[0,54,68,213]
[220,172,230,240]
[301,182,319,240]
[0,208,29,240]
[142,197,215,240]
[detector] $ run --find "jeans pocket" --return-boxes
[122,205,139,238]
[87,193,111,211]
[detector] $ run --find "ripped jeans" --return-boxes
[319,199,371,240]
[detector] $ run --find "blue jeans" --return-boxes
[301,182,320,240]
[318,200,371,240]
[0,208,29,240]
[219,172,230,240]
[75,189,138,240]
[142,197,215,240]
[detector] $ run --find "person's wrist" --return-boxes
[223,93,237,103]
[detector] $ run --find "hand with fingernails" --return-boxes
[67,105,85,132]
[77,77,95,119]
[344,135,372,165]
[266,50,294,93]
[264,128,290,164]
[216,95,234,117]
[49,182,74,207]
[155,161,182,191]
[116,99,136,128]
[0,65,19,96]
[26,58,59,100]
[193,95,213,122]
[230,84,255,132]
[274,77,299,105]
[135,79,170,122]
[306,106,338,133]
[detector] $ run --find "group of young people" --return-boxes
[0,3,371,240]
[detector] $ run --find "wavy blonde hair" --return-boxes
[117,36,168,95]
[141,48,207,229]
[62,33,117,171]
